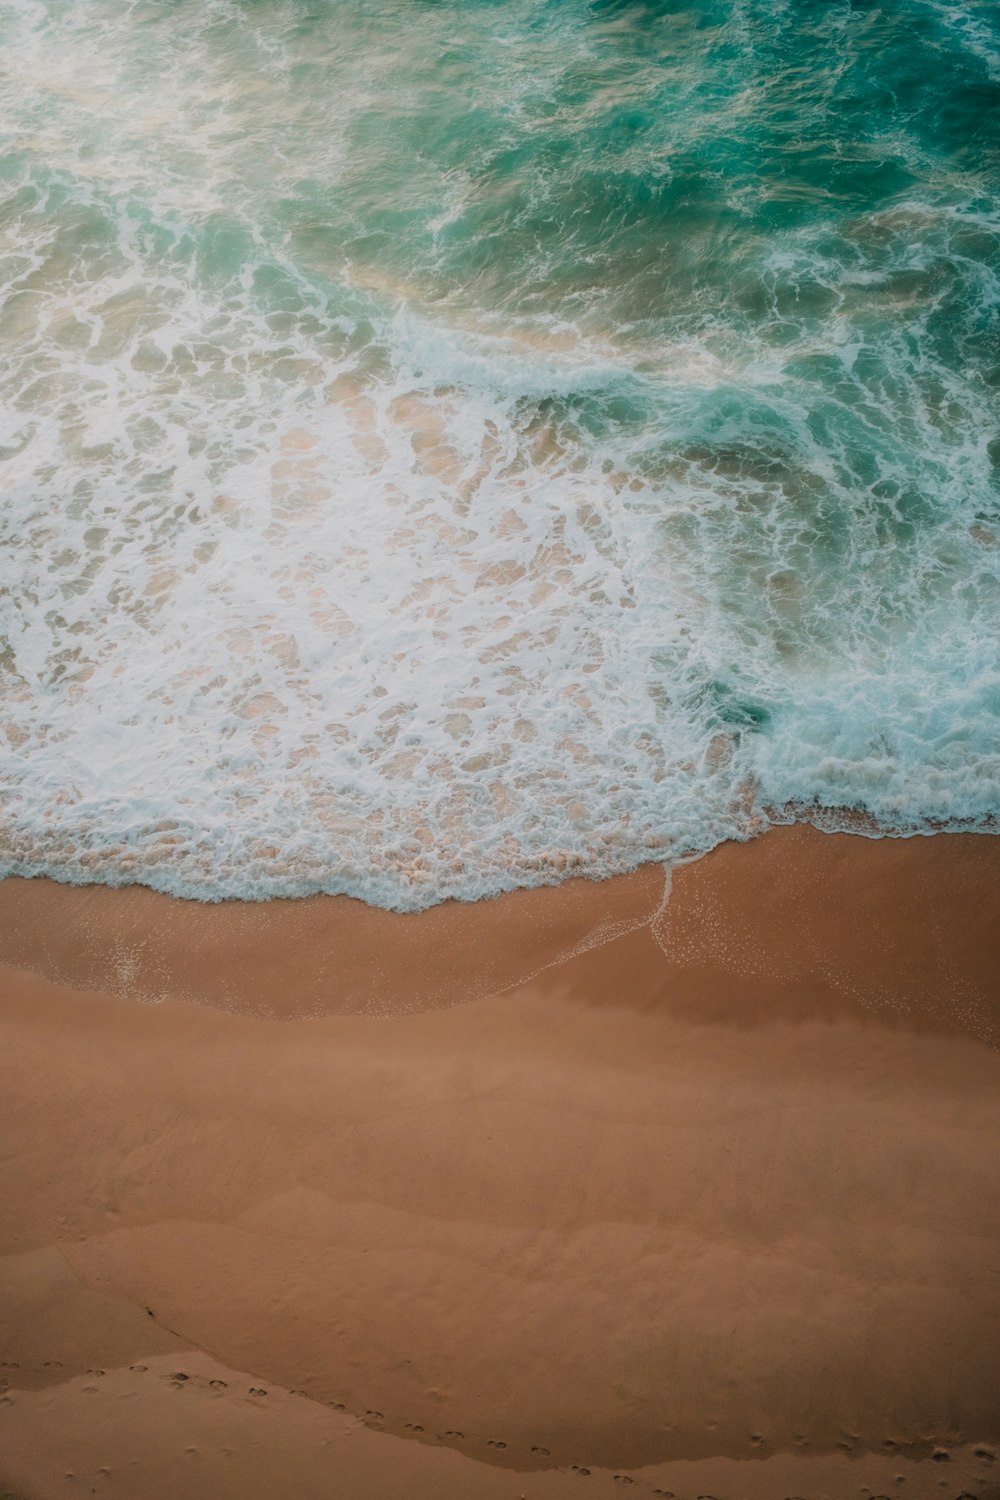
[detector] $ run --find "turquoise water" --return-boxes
[1,0,998,906]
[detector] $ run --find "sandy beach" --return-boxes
[1,824,999,1500]
[5,0,1000,1493]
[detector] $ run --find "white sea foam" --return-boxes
[1,0,998,907]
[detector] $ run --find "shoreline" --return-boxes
[2,823,1000,1499]
[0,822,997,1039]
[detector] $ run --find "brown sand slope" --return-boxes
[1,825,999,1499]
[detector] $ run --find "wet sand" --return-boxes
[1,824,999,1500]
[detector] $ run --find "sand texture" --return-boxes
[1,825,999,1499]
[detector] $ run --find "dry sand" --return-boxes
[1,823,999,1500]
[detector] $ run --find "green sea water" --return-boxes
[1,0,998,905]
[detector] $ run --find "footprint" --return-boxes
[209,1380,227,1390]
[129,1366,147,1374]
[975,1448,996,1463]
[930,1449,950,1463]
[404,1423,425,1433]
[613,1478,635,1486]
[444,1431,464,1440]
[487,1439,508,1449]
[570,1467,591,1477]
[249,1388,268,1398]
[531,1446,550,1456]
[332,1403,346,1412]
[171,1372,189,1383]
[652,1492,674,1498]
[365,1410,384,1422]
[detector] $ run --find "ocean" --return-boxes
[1,0,998,908]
